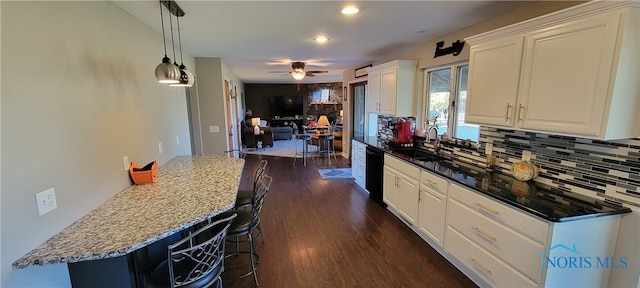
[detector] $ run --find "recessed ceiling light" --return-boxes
[314,36,329,43]
[341,6,359,15]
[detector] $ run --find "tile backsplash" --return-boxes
[418,127,640,208]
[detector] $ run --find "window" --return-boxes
[424,63,479,142]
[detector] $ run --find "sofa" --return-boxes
[243,127,274,148]
[271,126,293,140]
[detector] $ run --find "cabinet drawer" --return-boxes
[384,154,420,179]
[448,198,544,283]
[420,170,448,195]
[449,183,548,244]
[445,227,538,288]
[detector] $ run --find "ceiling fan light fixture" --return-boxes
[314,36,329,43]
[341,6,359,15]
[291,71,305,80]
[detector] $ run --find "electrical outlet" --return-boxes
[522,150,532,161]
[209,126,220,133]
[123,156,129,171]
[485,143,493,155]
[158,142,163,154]
[36,188,57,216]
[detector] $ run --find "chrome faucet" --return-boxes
[427,125,440,153]
[427,125,438,143]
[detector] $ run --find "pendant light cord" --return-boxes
[158,1,168,57]
[177,14,185,66]
[168,2,177,65]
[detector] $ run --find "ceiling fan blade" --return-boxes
[268,71,291,73]
[307,70,328,74]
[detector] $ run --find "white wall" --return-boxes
[1,2,193,286]
[192,58,244,155]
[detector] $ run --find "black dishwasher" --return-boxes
[365,146,386,207]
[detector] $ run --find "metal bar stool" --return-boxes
[210,175,273,286]
[235,160,267,210]
[146,213,237,288]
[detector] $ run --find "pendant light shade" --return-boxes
[169,8,195,88]
[170,64,195,87]
[155,1,180,84]
[156,58,181,84]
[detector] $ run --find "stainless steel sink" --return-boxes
[392,150,444,162]
[414,155,444,162]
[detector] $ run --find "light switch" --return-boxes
[522,150,532,161]
[158,142,163,154]
[209,126,220,133]
[176,136,180,146]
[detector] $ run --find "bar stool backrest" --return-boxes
[166,213,237,288]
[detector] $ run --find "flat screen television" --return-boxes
[269,96,303,118]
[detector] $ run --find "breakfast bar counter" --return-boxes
[13,155,244,273]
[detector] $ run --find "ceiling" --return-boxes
[114,1,536,84]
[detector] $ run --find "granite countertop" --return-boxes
[13,155,244,269]
[387,151,631,222]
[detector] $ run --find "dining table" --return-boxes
[304,126,334,165]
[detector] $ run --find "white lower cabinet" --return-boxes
[383,165,399,210]
[383,155,420,225]
[447,196,545,283]
[417,169,449,248]
[380,155,623,288]
[351,140,366,189]
[446,226,538,288]
[446,183,622,288]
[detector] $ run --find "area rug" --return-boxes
[318,168,354,180]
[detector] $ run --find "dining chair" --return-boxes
[146,213,237,288]
[293,123,314,166]
[317,123,338,165]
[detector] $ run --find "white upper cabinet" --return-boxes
[465,1,639,140]
[366,70,381,113]
[466,36,524,127]
[366,60,417,116]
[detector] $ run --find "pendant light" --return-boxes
[154,1,180,84]
[169,7,195,87]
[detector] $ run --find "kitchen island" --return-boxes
[13,155,244,287]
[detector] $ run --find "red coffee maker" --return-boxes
[393,118,414,143]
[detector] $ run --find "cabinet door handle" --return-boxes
[505,103,512,121]
[469,258,492,275]
[473,226,497,242]
[518,104,525,122]
[474,202,499,215]
[425,178,438,186]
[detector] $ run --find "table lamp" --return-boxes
[317,115,330,127]
[251,117,261,135]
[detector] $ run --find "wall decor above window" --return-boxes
[354,64,372,78]
[433,40,465,58]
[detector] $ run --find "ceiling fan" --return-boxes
[269,62,328,80]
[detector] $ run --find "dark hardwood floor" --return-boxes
[223,154,477,288]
